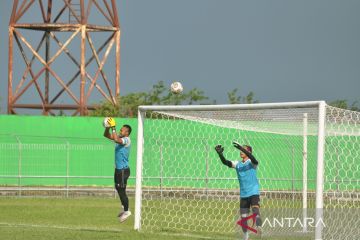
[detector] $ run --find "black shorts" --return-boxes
[114,168,130,188]
[240,195,260,213]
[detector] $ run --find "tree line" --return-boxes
[90,81,359,117]
[1,82,357,116]
[90,81,262,117]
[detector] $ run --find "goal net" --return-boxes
[134,101,360,240]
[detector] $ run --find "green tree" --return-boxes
[243,91,258,104]
[58,110,66,116]
[91,97,121,117]
[119,92,148,117]
[350,101,360,111]
[329,99,348,109]
[329,99,360,111]
[91,81,209,117]
[186,88,209,105]
[227,88,241,104]
[145,81,167,105]
[160,88,209,105]
[91,92,148,118]
[227,88,258,104]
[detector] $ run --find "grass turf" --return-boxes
[0,197,312,240]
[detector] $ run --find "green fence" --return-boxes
[0,115,138,188]
[0,115,358,192]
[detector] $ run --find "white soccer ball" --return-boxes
[170,81,183,94]
[103,117,111,128]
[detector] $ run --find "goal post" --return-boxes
[134,101,360,239]
[134,110,145,230]
[303,113,308,233]
[315,101,326,240]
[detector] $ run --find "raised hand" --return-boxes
[232,141,242,150]
[215,145,224,154]
[107,117,116,128]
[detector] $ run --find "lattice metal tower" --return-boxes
[8,0,120,115]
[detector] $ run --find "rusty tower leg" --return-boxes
[8,27,14,114]
[80,25,86,116]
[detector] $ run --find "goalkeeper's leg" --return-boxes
[114,168,131,221]
[116,186,129,212]
[250,195,262,235]
[240,198,251,240]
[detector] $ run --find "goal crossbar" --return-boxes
[138,101,324,111]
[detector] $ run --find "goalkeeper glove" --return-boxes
[107,117,116,128]
[232,141,242,150]
[215,145,224,154]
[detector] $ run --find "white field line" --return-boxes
[0,222,123,232]
[0,222,230,240]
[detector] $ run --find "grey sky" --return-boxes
[1,0,360,114]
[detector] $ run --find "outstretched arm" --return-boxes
[215,145,233,168]
[232,141,259,165]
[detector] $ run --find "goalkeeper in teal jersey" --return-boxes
[104,118,132,223]
[215,142,262,240]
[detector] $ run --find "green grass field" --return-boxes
[0,197,314,240]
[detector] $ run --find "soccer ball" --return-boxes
[103,117,111,128]
[170,81,183,94]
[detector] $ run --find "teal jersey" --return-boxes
[115,137,131,170]
[232,159,260,198]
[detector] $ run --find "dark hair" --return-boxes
[244,145,252,153]
[123,124,132,135]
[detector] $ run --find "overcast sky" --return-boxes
[1,0,360,114]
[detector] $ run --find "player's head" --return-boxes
[120,124,132,137]
[240,145,252,159]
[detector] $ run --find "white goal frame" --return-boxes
[134,101,326,240]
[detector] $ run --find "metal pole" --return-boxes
[205,143,209,199]
[44,0,52,115]
[80,24,86,115]
[80,0,86,113]
[7,1,18,113]
[160,142,163,200]
[139,101,324,112]
[134,110,144,230]
[44,30,50,115]
[315,102,326,240]
[8,26,14,114]
[66,141,70,198]
[303,113,308,233]
[336,147,340,192]
[80,0,85,24]
[115,30,120,98]
[292,144,295,202]
[15,136,22,196]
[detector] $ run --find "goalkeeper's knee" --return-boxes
[240,213,249,233]
[252,205,262,226]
